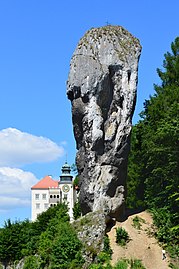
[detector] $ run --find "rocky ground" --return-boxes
[107,211,172,269]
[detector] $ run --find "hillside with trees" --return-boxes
[127,37,179,261]
[0,204,84,269]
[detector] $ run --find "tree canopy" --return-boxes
[127,37,179,257]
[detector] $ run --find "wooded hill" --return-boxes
[127,37,179,261]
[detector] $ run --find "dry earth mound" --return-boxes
[107,211,171,269]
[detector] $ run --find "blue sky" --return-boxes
[0,0,178,227]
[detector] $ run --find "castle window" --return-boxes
[57,195,59,199]
[35,194,39,200]
[50,195,53,198]
[63,194,68,201]
[54,195,56,198]
[44,203,48,209]
[42,194,47,200]
[36,203,40,209]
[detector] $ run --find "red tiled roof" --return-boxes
[31,176,59,189]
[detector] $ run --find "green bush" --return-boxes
[115,227,129,246]
[169,262,179,269]
[23,255,41,269]
[130,259,146,269]
[132,216,145,230]
[103,235,113,256]
[113,259,146,269]
[114,259,128,269]
[89,264,104,269]
[97,251,111,264]
[46,222,84,269]
[73,201,81,220]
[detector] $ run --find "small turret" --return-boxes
[60,162,73,182]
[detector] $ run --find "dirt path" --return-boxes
[107,211,171,269]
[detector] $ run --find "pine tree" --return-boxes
[127,37,179,255]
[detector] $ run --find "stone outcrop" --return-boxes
[67,25,141,220]
[72,211,106,268]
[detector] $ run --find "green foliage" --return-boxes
[97,251,111,264]
[103,235,113,256]
[169,263,179,269]
[88,235,112,269]
[0,219,33,267]
[89,264,105,269]
[73,201,81,220]
[113,259,128,269]
[89,252,112,269]
[71,163,78,175]
[73,175,79,186]
[129,259,146,269]
[0,203,83,269]
[150,208,179,258]
[37,205,83,269]
[113,259,146,269]
[115,227,129,246]
[36,202,69,231]
[126,125,146,209]
[132,216,145,230]
[127,37,179,259]
[48,222,83,269]
[23,255,41,269]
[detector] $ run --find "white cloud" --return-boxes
[0,128,64,167]
[0,167,38,211]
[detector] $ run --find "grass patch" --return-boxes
[132,216,145,230]
[114,259,146,269]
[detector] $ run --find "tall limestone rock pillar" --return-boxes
[67,26,141,220]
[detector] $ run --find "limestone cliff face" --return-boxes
[67,26,141,219]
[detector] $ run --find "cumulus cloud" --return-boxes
[0,128,64,167]
[0,167,38,211]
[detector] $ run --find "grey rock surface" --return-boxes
[67,25,141,219]
[72,211,107,268]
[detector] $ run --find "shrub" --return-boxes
[73,201,82,220]
[49,222,84,269]
[132,216,145,230]
[115,227,129,246]
[97,251,111,263]
[113,259,146,269]
[103,235,113,256]
[23,255,41,269]
[114,259,128,269]
[89,264,104,269]
[130,259,146,269]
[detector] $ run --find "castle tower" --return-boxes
[31,162,76,221]
[59,162,76,220]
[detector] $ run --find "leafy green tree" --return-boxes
[127,37,179,257]
[73,201,81,220]
[0,219,33,268]
[23,255,41,269]
[0,203,70,268]
[50,222,83,269]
